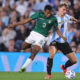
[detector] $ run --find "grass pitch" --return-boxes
[0,72,80,80]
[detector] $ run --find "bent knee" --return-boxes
[49,54,54,59]
[32,45,40,53]
[72,59,78,64]
[22,42,30,50]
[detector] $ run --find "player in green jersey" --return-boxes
[9,5,67,72]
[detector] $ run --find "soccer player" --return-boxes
[9,5,66,72]
[45,3,78,79]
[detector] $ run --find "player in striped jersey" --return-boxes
[45,3,79,79]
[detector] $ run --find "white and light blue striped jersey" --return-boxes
[51,14,71,43]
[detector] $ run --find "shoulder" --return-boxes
[51,15,57,21]
[37,11,43,14]
[64,14,70,18]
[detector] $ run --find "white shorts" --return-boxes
[25,31,46,48]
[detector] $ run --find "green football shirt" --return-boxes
[30,11,58,37]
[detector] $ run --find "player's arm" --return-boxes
[70,16,78,23]
[9,11,40,28]
[9,18,32,28]
[55,27,67,41]
[53,17,67,41]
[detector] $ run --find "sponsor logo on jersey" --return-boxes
[39,18,45,20]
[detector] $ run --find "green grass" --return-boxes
[0,72,80,80]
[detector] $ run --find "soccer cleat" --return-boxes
[45,74,51,79]
[60,65,67,75]
[18,68,26,72]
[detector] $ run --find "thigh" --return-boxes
[58,42,73,55]
[49,41,58,58]
[49,46,57,58]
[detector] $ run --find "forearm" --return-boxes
[55,27,64,39]
[14,18,32,26]
[70,16,78,22]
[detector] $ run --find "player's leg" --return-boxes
[19,32,34,72]
[59,42,77,74]
[20,45,41,70]
[19,44,41,72]
[30,45,41,60]
[45,41,57,79]
[62,52,77,69]
[19,31,45,72]
[22,42,31,50]
[18,42,32,72]
[47,46,57,75]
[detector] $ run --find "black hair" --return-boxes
[44,5,52,11]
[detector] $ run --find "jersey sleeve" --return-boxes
[30,11,40,20]
[65,14,72,23]
[52,17,58,28]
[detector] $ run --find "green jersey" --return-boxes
[30,11,58,37]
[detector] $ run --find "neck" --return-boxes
[57,12,64,17]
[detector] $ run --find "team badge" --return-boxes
[49,20,51,23]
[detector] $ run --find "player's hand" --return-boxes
[73,19,78,23]
[62,37,67,41]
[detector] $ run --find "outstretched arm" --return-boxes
[55,27,67,41]
[70,16,79,23]
[14,18,32,26]
[8,11,40,28]
[9,18,32,28]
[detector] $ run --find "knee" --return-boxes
[72,59,78,64]
[22,42,27,50]
[22,44,25,50]
[31,46,40,53]
[22,42,31,50]
[30,46,40,60]
[49,54,54,59]
[49,46,56,59]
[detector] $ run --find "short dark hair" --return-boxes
[44,5,52,11]
[58,3,68,9]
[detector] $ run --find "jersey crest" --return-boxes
[48,20,51,23]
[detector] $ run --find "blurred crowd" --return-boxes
[0,0,80,53]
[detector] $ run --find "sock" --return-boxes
[22,58,32,69]
[63,60,74,69]
[47,57,53,75]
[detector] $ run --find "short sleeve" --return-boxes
[65,14,72,23]
[30,11,40,20]
[52,17,58,28]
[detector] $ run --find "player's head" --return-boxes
[58,3,68,16]
[44,5,52,18]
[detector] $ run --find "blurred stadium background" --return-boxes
[0,0,80,80]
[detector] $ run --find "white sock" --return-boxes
[22,58,32,69]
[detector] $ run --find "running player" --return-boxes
[9,5,66,72]
[45,3,78,79]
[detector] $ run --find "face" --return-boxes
[58,6,67,16]
[44,10,52,18]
